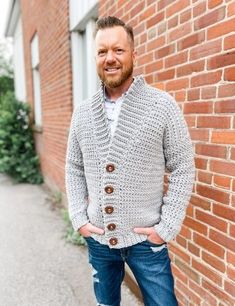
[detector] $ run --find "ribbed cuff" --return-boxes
[154,222,177,242]
[71,215,89,232]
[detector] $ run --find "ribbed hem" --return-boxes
[91,232,148,249]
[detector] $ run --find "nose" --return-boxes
[105,50,115,63]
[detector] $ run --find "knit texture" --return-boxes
[65,76,195,248]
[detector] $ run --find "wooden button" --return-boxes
[105,206,114,214]
[109,238,118,245]
[107,223,116,231]
[105,186,114,194]
[106,164,115,172]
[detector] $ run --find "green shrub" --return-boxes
[62,209,87,246]
[0,91,43,184]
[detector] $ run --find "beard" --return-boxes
[98,62,134,88]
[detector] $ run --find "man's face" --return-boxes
[95,26,136,89]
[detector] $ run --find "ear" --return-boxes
[132,49,137,66]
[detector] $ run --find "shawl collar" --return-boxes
[91,76,151,166]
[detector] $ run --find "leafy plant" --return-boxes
[62,209,87,246]
[0,91,43,183]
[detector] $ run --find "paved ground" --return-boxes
[0,174,143,306]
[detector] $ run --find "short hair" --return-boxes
[94,16,134,46]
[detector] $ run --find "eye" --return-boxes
[97,50,106,57]
[116,48,124,54]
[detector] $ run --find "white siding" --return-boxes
[13,17,26,102]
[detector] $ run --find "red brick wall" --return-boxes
[20,0,73,192]
[99,0,235,304]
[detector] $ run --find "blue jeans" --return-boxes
[85,237,178,306]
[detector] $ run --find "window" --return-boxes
[70,0,99,108]
[31,34,42,127]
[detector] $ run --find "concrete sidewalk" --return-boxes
[0,174,143,306]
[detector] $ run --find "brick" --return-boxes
[176,279,202,305]
[201,87,216,99]
[231,148,235,160]
[130,2,145,18]
[214,175,231,189]
[179,225,192,239]
[190,39,221,61]
[193,2,207,17]
[194,7,225,30]
[184,115,196,127]
[197,184,230,204]
[191,71,222,87]
[184,102,213,114]
[158,0,175,11]
[158,21,167,35]
[175,91,186,102]
[137,52,154,66]
[187,88,200,101]
[210,229,235,252]
[196,143,227,158]
[170,244,190,264]
[224,67,235,81]
[202,251,226,273]
[184,216,208,235]
[227,265,235,280]
[180,8,191,24]
[174,258,200,283]
[228,1,235,16]
[169,22,192,41]
[147,12,165,28]
[215,100,235,113]
[189,128,209,141]
[166,0,190,18]
[156,69,175,81]
[177,60,204,77]
[231,224,235,236]
[197,116,231,129]
[196,209,227,232]
[193,232,225,258]
[188,280,217,306]
[165,78,189,91]
[208,0,223,9]
[210,160,235,176]
[208,17,235,40]
[175,235,187,248]
[224,34,235,50]
[178,31,205,51]
[171,264,188,284]
[139,4,156,22]
[145,60,163,74]
[155,44,175,59]
[227,251,235,267]
[208,51,235,69]
[203,280,234,304]
[192,259,222,286]
[198,171,212,184]
[224,281,235,303]
[195,157,208,170]
[190,195,211,210]
[211,131,235,144]
[165,51,188,68]
[168,15,178,29]
[213,203,235,222]
[188,242,200,256]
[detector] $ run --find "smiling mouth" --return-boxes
[105,67,120,72]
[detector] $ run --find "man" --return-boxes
[66,16,195,306]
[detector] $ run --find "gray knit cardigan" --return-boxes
[65,76,195,248]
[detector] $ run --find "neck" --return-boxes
[105,76,133,101]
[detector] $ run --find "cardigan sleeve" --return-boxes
[65,109,89,231]
[154,96,195,242]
